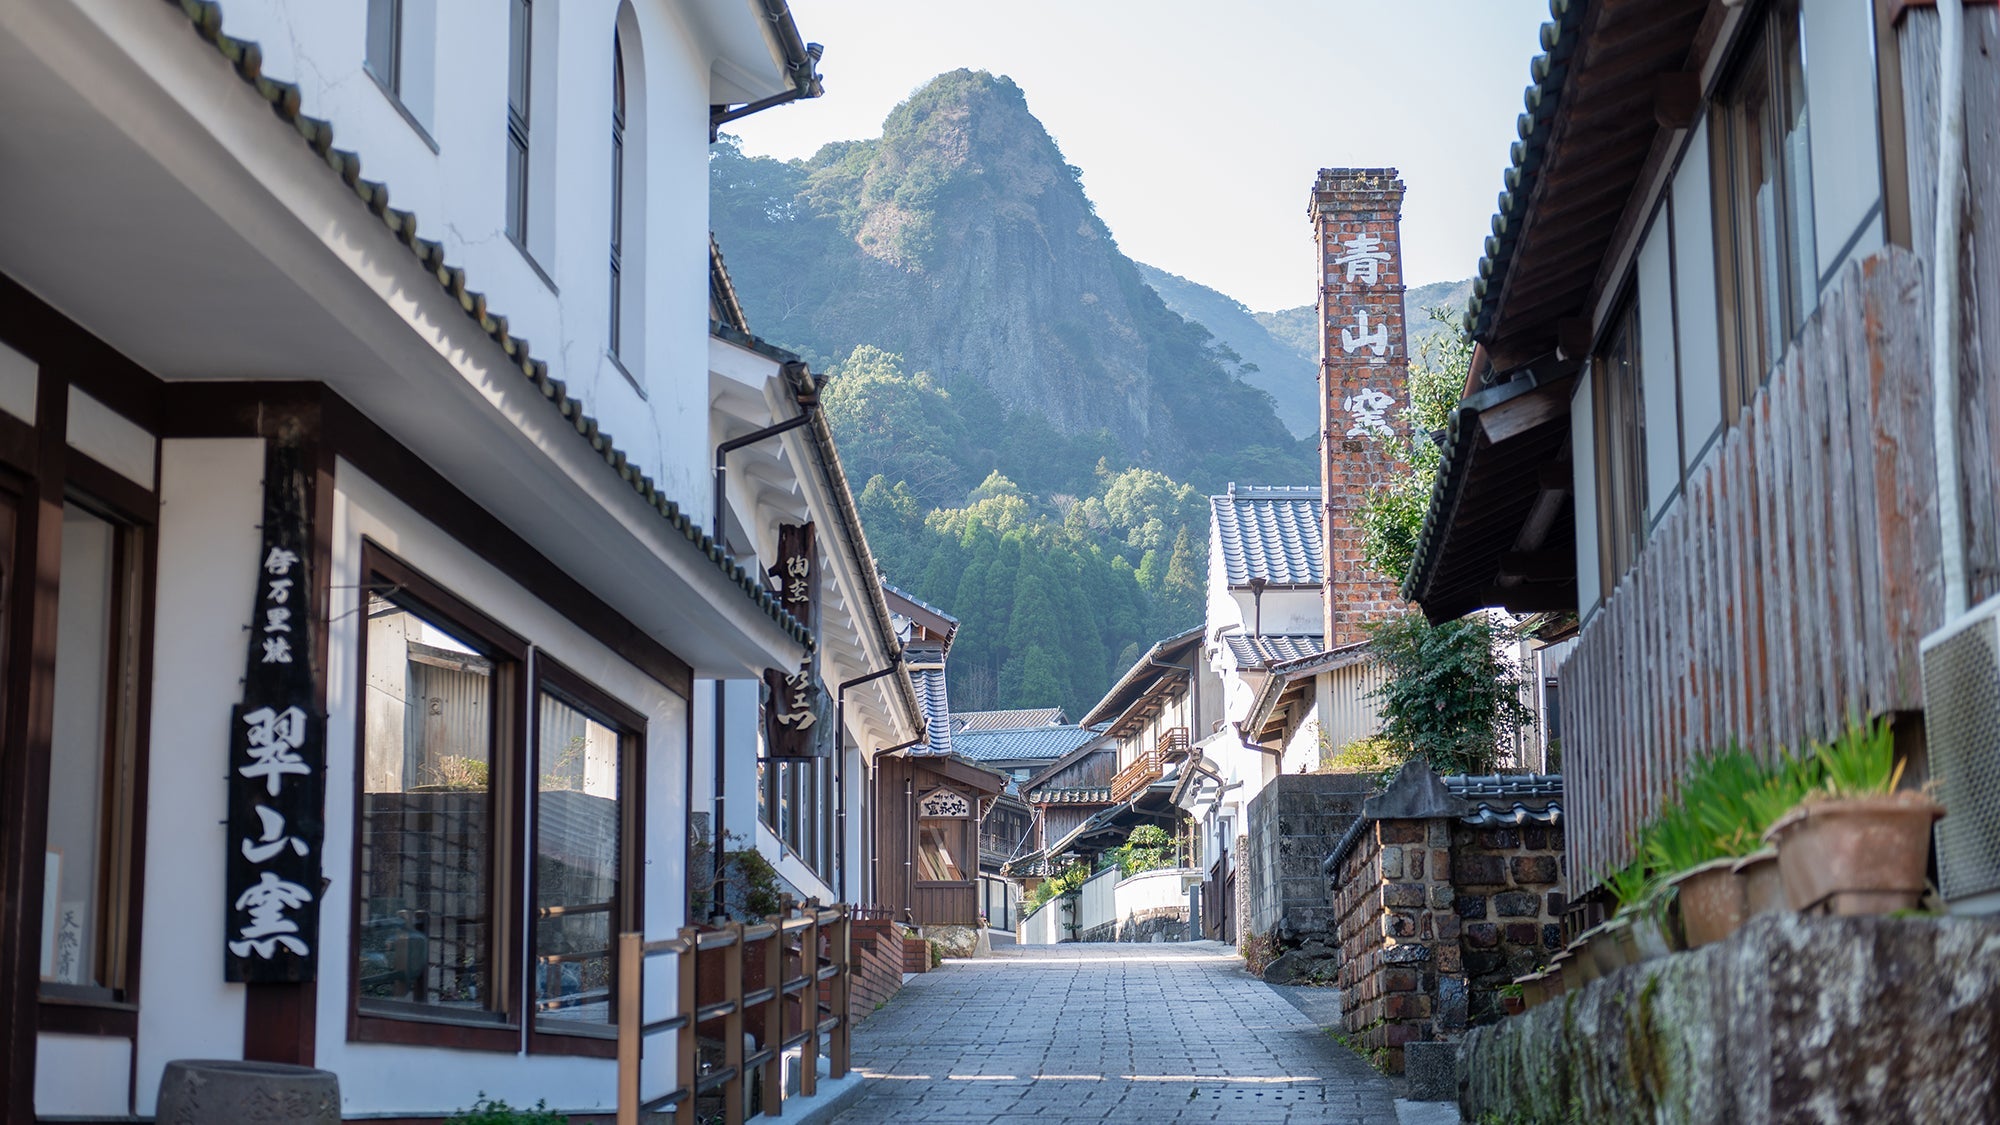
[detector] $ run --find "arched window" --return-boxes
[608,32,627,357]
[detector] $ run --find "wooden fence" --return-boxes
[1559,247,1960,895]
[615,901,851,1125]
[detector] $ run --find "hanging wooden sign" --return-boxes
[919,788,971,818]
[763,663,827,758]
[770,521,817,631]
[223,439,325,983]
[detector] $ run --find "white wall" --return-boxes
[199,0,727,527]
[1673,123,1725,471]
[1638,212,1682,520]
[1571,370,1601,615]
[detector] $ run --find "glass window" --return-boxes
[1714,0,1817,414]
[365,0,401,96]
[608,33,626,356]
[357,590,505,1022]
[41,502,141,995]
[917,821,965,881]
[505,0,532,246]
[533,686,628,1031]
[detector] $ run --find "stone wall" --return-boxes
[1332,817,1460,1072]
[1459,914,2000,1123]
[1245,773,1374,940]
[1077,906,1190,943]
[1450,822,1566,1023]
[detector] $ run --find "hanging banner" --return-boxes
[223,440,325,983]
[770,521,817,631]
[763,663,829,758]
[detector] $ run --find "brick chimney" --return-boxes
[1309,168,1410,646]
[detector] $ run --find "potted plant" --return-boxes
[1602,857,1675,965]
[1543,950,1571,997]
[1764,719,1944,915]
[1733,748,1821,917]
[1500,981,1527,1016]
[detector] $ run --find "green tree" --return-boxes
[1359,308,1471,584]
[821,346,969,507]
[1366,613,1535,776]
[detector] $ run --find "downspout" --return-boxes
[709,370,818,916]
[1933,0,1970,621]
[709,1,823,139]
[836,661,906,903]
[905,777,917,922]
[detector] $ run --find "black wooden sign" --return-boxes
[764,663,827,758]
[223,439,325,983]
[771,521,817,630]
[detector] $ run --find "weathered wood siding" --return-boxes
[1561,247,1960,893]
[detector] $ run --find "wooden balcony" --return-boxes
[1110,727,1188,804]
[1560,250,1975,894]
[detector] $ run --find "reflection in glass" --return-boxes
[534,690,621,1027]
[357,593,498,1019]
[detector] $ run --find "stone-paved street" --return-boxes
[829,941,1404,1123]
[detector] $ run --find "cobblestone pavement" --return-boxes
[829,940,1403,1124]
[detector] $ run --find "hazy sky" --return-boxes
[724,0,1553,313]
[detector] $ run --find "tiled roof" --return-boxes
[1211,485,1323,587]
[1224,633,1326,671]
[950,724,1099,764]
[1443,773,1563,826]
[1462,0,1587,337]
[951,707,1066,732]
[161,0,808,648]
[909,665,953,756]
[1028,786,1112,805]
[885,582,959,627]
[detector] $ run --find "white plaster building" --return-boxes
[0,0,909,1118]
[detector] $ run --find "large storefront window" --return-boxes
[532,668,639,1037]
[357,585,510,1023]
[41,500,142,999]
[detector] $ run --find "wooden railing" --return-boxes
[1110,728,1188,803]
[615,901,851,1124]
[1560,249,1963,895]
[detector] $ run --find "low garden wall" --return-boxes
[1019,868,1194,944]
[1450,821,1565,1023]
[1459,914,2000,1122]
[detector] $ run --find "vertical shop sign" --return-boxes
[223,440,325,982]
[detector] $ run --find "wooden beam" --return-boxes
[1653,72,1702,130]
[1480,380,1574,444]
[1556,318,1594,363]
[1500,550,1578,582]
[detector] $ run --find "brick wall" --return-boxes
[849,919,909,1023]
[1333,818,1459,1073]
[1309,167,1410,646]
[1450,822,1566,1023]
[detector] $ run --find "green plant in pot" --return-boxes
[1499,980,1527,1016]
[1647,747,1770,948]
[1603,856,1675,965]
[1763,719,1943,915]
[1732,747,1823,918]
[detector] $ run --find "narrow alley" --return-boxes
[830,942,1417,1124]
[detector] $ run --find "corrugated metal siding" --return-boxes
[1320,659,1388,751]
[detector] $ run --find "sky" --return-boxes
[723,0,1554,314]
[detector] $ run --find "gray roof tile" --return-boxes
[950,724,1099,764]
[1211,485,1324,587]
[951,708,1066,732]
[1224,633,1326,670]
[910,665,953,756]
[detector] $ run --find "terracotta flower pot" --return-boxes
[1732,848,1787,918]
[1543,959,1568,997]
[1764,794,1944,914]
[1564,938,1600,988]
[1668,857,1748,948]
[1589,918,1631,978]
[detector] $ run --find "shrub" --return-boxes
[447,1096,566,1125]
[1108,825,1174,876]
[1367,612,1534,776]
[1319,734,1408,784]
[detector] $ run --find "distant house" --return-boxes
[1401,0,2000,908]
[952,707,1069,733]
[952,722,1102,928]
[1193,484,1388,944]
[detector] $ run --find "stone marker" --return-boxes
[1402,1040,1457,1102]
[156,1059,339,1125]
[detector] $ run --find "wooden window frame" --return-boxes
[1593,295,1647,587]
[526,655,645,1059]
[36,456,159,1039]
[1711,0,1817,420]
[348,541,529,1053]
